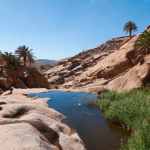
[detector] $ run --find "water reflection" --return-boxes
[28,91,130,150]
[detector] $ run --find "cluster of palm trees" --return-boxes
[0,45,35,68]
[0,45,35,84]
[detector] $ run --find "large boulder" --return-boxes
[0,77,11,90]
[26,70,49,88]
[107,55,150,92]
[14,80,27,89]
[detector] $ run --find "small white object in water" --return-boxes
[78,103,81,106]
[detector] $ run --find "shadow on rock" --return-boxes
[0,102,7,105]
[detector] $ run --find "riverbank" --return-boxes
[87,88,150,149]
[0,88,86,150]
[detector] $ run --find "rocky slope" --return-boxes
[44,25,150,93]
[0,88,86,150]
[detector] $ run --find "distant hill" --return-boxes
[35,59,57,64]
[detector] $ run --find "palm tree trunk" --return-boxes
[24,56,26,68]
[30,61,31,68]
[130,29,132,39]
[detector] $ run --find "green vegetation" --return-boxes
[40,65,45,70]
[15,45,35,68]
[0,46,36,84]
[0,52,24,84]
[87,88,150,149]
[135,30,150,50]
[123,21,138,39]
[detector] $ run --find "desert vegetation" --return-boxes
[123,21,138,39]
[0,46,36,86]
[87,88,150,149]
[15,45,35,68]
[135,30,150,54]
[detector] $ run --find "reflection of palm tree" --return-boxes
[15,45,35,68]
[123,21,138,39]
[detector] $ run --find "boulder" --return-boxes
[26,70,49,88]
[0,123,59,150]
[0,77,11,90]
[14,80,27,89]
[107,55,150,92]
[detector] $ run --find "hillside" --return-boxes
[44,25,150,93]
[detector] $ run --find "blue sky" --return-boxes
[0,0,149,60]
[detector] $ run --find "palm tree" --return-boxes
[135,30,150,54]
[28,51,36,67]
[135,30,150,48]
[123,21,138,39]
[15,45,34,68]
[0,52,24,84]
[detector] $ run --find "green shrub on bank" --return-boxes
[87,88,150,149]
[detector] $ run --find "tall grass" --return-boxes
[87,87,150,149]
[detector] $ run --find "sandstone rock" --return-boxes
[68,62,80,70]
[0,88,3,95]
[26,70,49,88]
[0,77,11,90]
[0,89,86,150]
[147,24,150,30]
[107,55,150,92]
[14,80,27,89]
[0,123,59,150]
[57,60,66,66]
[48,76,64,84]
[45,65,65,76]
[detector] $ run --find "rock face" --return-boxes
[45,36,131,86]
[26,69,49,88]
[0,88,86,150]
[44,25,150,92]
[0,77,11,90]
[14,80,27,89]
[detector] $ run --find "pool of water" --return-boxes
[28,91,130,150]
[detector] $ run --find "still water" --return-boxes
[28,91,130,150]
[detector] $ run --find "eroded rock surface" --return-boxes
[0,88,86,150]
[45,25,150,93]
[26,69,50,88]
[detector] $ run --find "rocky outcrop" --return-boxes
[107,55,150,92]
[26,69,49,88]
[44,36,131,86]
[14,80,27,89]
[0,77,11,90]
[44,25,150,93]
[0,88,86,150]
[48,76,64,84]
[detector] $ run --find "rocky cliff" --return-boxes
[45,25,150,93]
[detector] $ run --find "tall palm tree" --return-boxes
[28,50,36,67]
[15,45,34,68]
[123,21,138,39]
